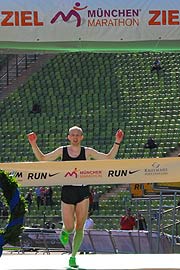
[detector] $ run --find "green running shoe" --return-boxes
[59,230,69,246]
[69,256,79,268]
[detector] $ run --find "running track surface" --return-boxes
[1,253,180,270]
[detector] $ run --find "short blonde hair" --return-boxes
[69,126,83,135]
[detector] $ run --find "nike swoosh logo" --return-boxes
[49,173,60,177]
[129,170,140,174]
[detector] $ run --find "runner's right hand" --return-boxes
[27,132,37,144]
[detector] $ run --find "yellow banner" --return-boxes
[130,183,161,198]
[0,157,180,187]
[129,183,144,198]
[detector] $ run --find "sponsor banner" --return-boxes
[0,157,179,187]
[0,0,180,51]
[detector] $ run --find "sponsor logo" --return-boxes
[50,2,88,27]
[108,169,140,177]
[64,168,102,178]
[10,171,60,180]
[152,162,160,168]
[129,170,140,174]
[144,163,168,176]
[48,173,60,177]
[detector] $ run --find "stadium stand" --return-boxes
[0,52,180,235]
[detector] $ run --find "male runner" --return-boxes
[28,126,124,268]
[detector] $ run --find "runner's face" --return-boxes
[68,130,83,145]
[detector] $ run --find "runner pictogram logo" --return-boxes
[64,168,78,178]
[50,2,88,27]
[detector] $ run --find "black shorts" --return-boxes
[61,185,90,205]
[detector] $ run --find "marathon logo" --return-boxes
[64,168,102,178]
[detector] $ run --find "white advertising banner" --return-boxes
[0,0,180,51]
[0,157,180,187]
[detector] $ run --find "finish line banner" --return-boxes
[0,157,180,187]
[0,0,180,51]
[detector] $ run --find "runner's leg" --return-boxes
[60,202,75,245]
